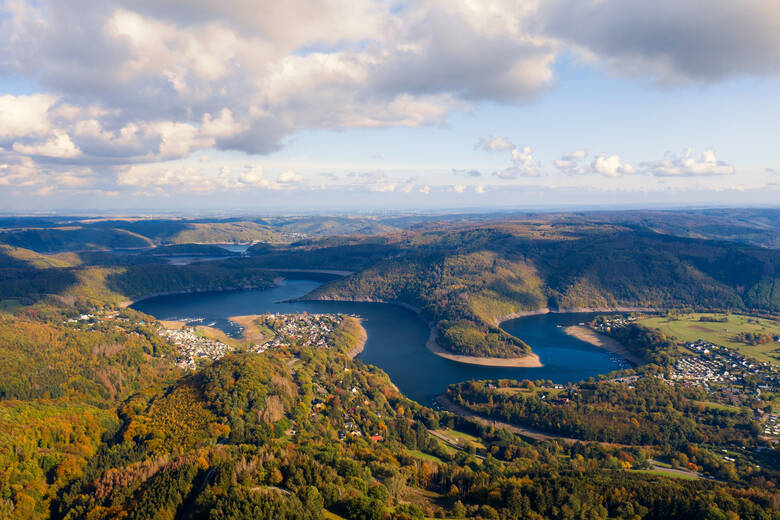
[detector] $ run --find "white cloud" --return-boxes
[278,170,303,183]
[590,154,636,177]
[201,108,247,138]
[0,157,42,186]
[642,149,734,176]
[0,94,56,138]
[562,150,585,160]
[118,162,278,192]
[494,145,541,179]
[477,136,515,152]
[12,131,81,158]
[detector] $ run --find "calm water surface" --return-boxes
[132,279,627,405]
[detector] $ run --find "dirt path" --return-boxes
[436,395,581,444]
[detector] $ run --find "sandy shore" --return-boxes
[563,325,644,366]
[425,326,543,367]
[346,318,368,359]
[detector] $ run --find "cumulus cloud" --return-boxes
[0,94,56,138]
[642,149,734,176]
[590,154,636,177]
[494,146,541,179]
[12,131,82,158]
[277,170,303,183]
[554,150,588,175]
[476,136,515,152]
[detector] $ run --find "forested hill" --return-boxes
[247,223,780,358]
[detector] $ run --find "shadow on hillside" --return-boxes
[0,250,79,304]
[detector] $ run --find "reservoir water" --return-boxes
[132,278,628,405]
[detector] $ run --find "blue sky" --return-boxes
[1,0,779,212]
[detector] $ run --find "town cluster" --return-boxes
[250,312,351,352]
[159,327,230,370]
[672,340,779,394]
[590,315,637,333]
[159,312,352,370]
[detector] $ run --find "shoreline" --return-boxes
[347,318,368,359]
[562,325,644,366]
[120,269,356,308]
[119,282,278,308]
[257,268,355,276]
[425,326,543,367]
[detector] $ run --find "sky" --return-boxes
[1,0,780,212]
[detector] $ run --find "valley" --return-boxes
[1,210,779,519]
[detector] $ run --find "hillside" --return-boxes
[0,247,277,308]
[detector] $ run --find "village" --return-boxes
[670,340,779,393]
[158,327,231,370]
[250,312,352,352]
[591,315,780,438]
[158,311,353,370]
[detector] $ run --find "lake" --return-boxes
[132,278,628,405]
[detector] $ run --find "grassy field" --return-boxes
[639,312,780,365]
[405,449,446,464]
[431,428,486,451]
[494,386,564,398]
[633,469,700,480]
[692,400,742,413]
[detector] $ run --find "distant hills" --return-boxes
[2,208,779,253]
